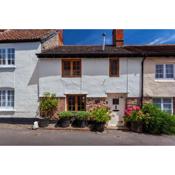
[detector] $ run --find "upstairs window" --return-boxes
[109,58,119,77]
[0,49,6,65]
[7,48,15,65]
[0,48,15,66]
[62,59,81,77]
[155,64,174,79]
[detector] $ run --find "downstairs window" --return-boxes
[0,89,14,110]
[153,98,173,114]
[67,95,86,111]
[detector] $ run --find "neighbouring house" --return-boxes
[0,29,63,122]
[0,29,175,126]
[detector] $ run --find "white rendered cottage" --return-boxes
[0,29,63,122]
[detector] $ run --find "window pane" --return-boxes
[63,61,71,76]
[155,64,164,78]
[7,48,15,65]
[113,98,119,105]
[163,98,171,104]
[67,96,75,111]
[162,98,172,113]
[0,89,14,108]
[153,98,161,109]
[163,103,172,113]
[77,95,86,111]
[7,90,14,107]
[67,95,86,111]
[72,61,81,76]
[0,49,6,65]
[166,64,174,78]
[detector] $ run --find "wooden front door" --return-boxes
[66,95,86,111]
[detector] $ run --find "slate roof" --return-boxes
[0,29,59,43]
[37,45,175,58]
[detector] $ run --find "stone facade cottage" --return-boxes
[0,29,175,126]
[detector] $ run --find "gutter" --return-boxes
[140,54,146,108]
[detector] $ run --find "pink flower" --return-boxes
[124,105,141,117]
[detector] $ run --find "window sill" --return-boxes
[155,79,175,82]
[0,108,16,112]
[0,65,16,69]
[62,76,81,78]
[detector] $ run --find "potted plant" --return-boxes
[130,110,144,133]
[56,111,73,127]
[89,107,111,132]
[124,106,141,131]
[72,111,90,128]
[39,92,58,127]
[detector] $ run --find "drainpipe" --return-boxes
[140,54,146,108]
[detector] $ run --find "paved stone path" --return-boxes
[0,124,175,145]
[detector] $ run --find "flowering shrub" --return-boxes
[90,106,111,123]
[142,104,175,134]
[40,92,58,119]
[124,106,144,123]
[124,106,140,117]
[124,104,175,135]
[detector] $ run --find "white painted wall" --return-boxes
[0,42,41,118]
[0,44,142,119]
[39,57,142,98]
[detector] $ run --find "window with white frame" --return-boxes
[155,64,174,79]
[0,89,14,109]
[153,98,173,114]
[0,48,15,66]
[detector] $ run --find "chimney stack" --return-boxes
[112,29,124,47]
[58,30,63,46]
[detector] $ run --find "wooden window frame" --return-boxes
[62,59,82,77]
[66,94,86,111]
[109,58,119,77]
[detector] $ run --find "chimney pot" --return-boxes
[112,29,124,47]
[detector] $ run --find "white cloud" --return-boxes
[148,34,175,45]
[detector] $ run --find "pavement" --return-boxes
[0,124,175,145]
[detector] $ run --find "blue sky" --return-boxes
[63,29,175,45]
